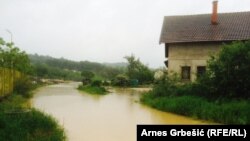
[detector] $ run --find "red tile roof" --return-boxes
[160,12,250,44]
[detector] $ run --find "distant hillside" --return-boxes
[29,54,125,80]
[103,62,128,68]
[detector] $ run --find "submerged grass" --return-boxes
[141,93,250,124]
[78,85,107,95]
[0,93,66,141]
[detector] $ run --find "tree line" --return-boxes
[1,37,155,86]
[29,54,126,81]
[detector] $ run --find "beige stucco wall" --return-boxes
[167,42,222,81]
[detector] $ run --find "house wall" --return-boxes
[167,42,222,81]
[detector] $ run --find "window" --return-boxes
[164,60,168,68]
[181,66,191,80]
[197,66,206,78]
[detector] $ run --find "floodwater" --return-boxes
[32,82,210,141]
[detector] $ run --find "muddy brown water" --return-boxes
[32,82,210,141]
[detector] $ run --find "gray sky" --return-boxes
[1,0,250,68]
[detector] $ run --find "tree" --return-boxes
[112,74,129,87]
[0,37,33,96]
[81,70,95,80]
[29,54,124,80]
[34,63,49,77]
[81,70,95,85]
[0,37,32,74]
[124,55,153,84]
[206,41,250,98]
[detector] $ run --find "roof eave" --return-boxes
[161,39,249,45]
[159,17,167,45]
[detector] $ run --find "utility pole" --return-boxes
[6,29,13,43]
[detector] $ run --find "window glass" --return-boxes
[181,66,191,80]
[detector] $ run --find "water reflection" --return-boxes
[33,83,210,141]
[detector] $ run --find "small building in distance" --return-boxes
[159,1,250,81]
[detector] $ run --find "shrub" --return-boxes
[102,80,110,86]
[78,85,107,95]
[151,72,181,97]
[112,74,129,87]
[14,76,33,98]
[82,78,91,86]
[91,80,102,87]
[207,41,250,98]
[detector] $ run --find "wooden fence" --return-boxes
[0,68,21,98]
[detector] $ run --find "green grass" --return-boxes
[141,93,250,124]
[0,94,66,141]
[93,74,105,81]
[78,85,107,95]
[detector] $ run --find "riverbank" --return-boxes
[141,93,250,124]
[0,90,65,140]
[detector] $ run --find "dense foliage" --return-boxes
[13,76,33,98]
[112,74,129,86]
[33,63,81,81]
[124,55,153,85]
[0,38,32,74]
[29,54,125,81]
[205,41,250,98]
[81,70,95,80]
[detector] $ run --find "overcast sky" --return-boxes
[0,0,250,68]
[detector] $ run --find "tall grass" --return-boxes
[141,93,250,124]
[0,94,66,141]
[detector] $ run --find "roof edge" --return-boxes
[159,17,167,45]
[162,39,249,45]
[163,11,250,18]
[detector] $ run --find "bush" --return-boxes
[78,85,107,95]
[91,80,102,87]
[82,78,91,86]
[112,74,129,87]
[102,80,110,86]
[207,41,250,98]
[14,76,33,98]
[151,73,181,97]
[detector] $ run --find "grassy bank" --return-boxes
[0,93,65,141]
[141,93,250,124]
[78,85,107,95]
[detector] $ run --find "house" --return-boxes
[159,1,250,81]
